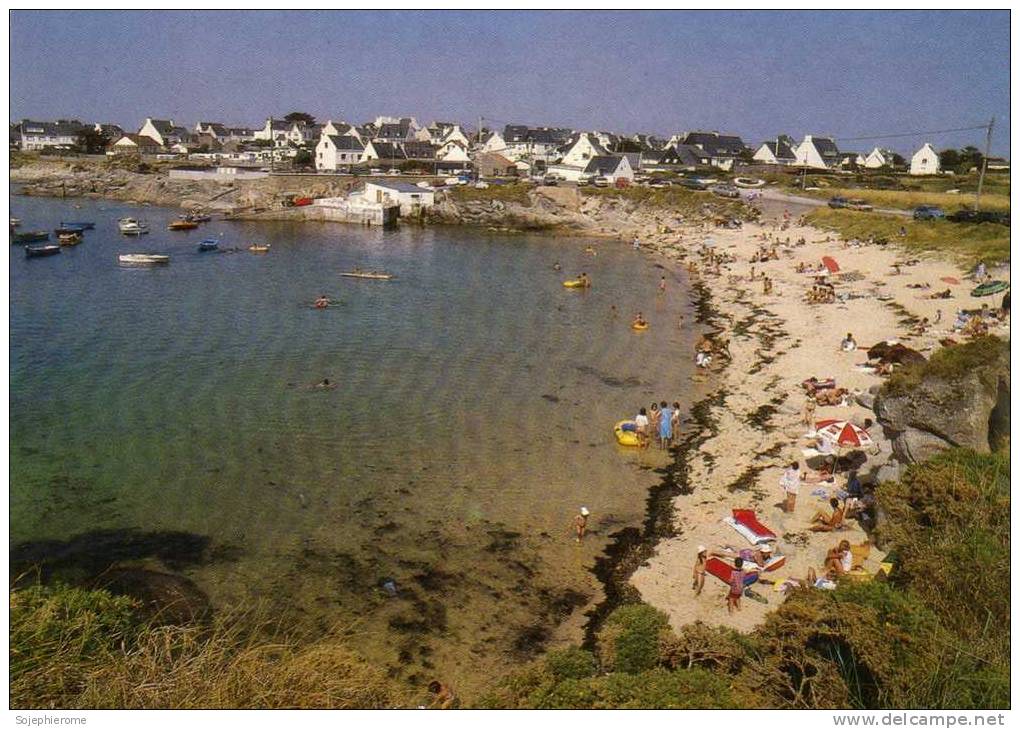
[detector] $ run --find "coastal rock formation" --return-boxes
[874,337,1009,463]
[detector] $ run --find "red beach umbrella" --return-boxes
[815,420,874,449]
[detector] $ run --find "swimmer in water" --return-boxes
[314,294,329,309]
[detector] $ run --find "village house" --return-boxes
[375,117,418,143]
[479,130,508,155]
[322,120,362,143]
[502,125,572,163]
[362,180,435,216]
[402,141,438,161]
[107,133,161,156]
[18,119,89,151]
[793,135,841,169]
[583,154,635,184]
[752,135,798,165]
[361,140,407,165]
[558,132,611,168]
[315,134,366,170]
[909,143,941,176]
[676,131,747,170]
[436,140,471,164]
[254,118,293,146]
[862,147,900,169]
[474,152,517,177]
[437,124,471,148]
[138,118,190,148]
[95,123,124,141]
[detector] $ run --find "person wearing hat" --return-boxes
[692,545,708,596]
[574,507,590,542]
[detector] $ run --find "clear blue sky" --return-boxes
[10,10,1011,156]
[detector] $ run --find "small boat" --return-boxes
[631,321,649,331]
[340,271,395,280]
[118,218,149,235]
[60,221,95,230]
[168,220,199,231]
[58,232,83,246]
[184,213,212,223]
[55,224,88,235]
[11,230,50,244]
[971,280,1010,297]
[119,254,170,266]
[26,245,61,258]
[10,217,21,228]
[198,239,219,251]
[248,244,270,254]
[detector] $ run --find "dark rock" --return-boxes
[92,568,212,625]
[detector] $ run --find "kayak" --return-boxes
[341,272,394,280]
[632,321,649,331]
[971,280,1010,297]
[614,420,641,447]
[11,231,49,244]
[168,220,199,231]
[119,254,169,266]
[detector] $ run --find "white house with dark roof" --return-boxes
[436,140,471,163]
[909,143,941,176]
[18,119,89,150]
[480,130,508,155]
[138,118,190,148]
[584,155,634,183]
[677,131,747,170]
[753,136,798,166]
[438,125,471,148]
[862,147,898,169]
[793,135,840,169]
[559,132,610,168]
[315,134,365,170]
[361,140,407,164]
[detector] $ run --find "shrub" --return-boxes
[596,603,672,674]
[545,646,596,680]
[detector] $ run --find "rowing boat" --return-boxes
[341,272,394,280]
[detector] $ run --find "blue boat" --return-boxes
[25,244,61,258]
[198,239,219,251]
[55,224,88,235]
[60,221,95,230]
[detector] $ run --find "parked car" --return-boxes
[710,184,740,199]
[541,176,558,186]
[678,179,708,191]
[846,198,874,211]
[946,209,1009,226]
[592,176,611,188]
[474,181,489,189]
[912,205,945,220]
[647,179,672,188]
[387,168,401,176]
[369,168,383,175]
[827,196,849,209]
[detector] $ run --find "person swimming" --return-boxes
[314,294,329,309]
[633,311,647,327]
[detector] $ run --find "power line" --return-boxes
[832,124,990,142]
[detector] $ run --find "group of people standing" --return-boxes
[632,400,681,449]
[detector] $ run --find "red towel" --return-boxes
[732,509,777,540]
[822,256,840,273]
[705,557,759,586]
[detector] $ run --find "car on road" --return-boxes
[592,176,611,188]
[946,209,1009,226]
[912,205,945,220]
[647,179,672,188]
[846,198,874,211]
[827,196,849,208]
[678,178,708,191]
[710,184,740,199]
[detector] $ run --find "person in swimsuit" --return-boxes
[634,407,649,448]
[727,557,745,614]
[574,506,590,542]
[692,546,707,596]
[314,294,329,309]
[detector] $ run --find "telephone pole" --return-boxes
[974,117,994,211]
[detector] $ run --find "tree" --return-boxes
[283,112,315,126]
[938,148,960,170]
[74,127,111,155]
[293,148,314,168]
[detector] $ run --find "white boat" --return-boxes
[118,218,149,235]
[119,254,169,266]
[340,271,395,280]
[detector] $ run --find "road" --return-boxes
[743,188,911,218]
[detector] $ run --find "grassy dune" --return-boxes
[806,208,1010,263]
[809,187,1010,213]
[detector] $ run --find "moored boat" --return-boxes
[119,254,170,266]
[198,239,219,251]
[168,220,199,231]
[118,218,149,235]
[55,224,88,235]
[10,217,21,228]
[26,244,61,258]
[12,230,50,244]
[60,221,95,230]
[341,271,395,280]
[183,212,212,223]
[58,232,83,246]
[248,244,270,253]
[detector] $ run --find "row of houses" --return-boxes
[13,115,997,178]
[752,134,942,176]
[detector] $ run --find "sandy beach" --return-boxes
[616,210,1011,633]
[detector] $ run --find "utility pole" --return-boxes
[269,115,275,174]
[974,117,994,211]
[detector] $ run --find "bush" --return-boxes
[545,646,596,679]
[596,604,672,674]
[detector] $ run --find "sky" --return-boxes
[9,10,1012,156]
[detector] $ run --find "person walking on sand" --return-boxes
[648,403,661,448]
[671,403,681,442]
[574,506,590,542]
[802,397,817,430]
[692,546,707,596]
[727,557,746,614]
[658,276,667,294]
[780,462,801,513]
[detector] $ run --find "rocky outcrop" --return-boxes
[874,338,1010,463]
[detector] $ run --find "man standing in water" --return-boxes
[574,506,590,542]
[658,400,673,448]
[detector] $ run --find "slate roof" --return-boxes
[148,118,174,135]
[760,139,796,159]
[402,141,437,159]
[325,135,364,151]
[659,144,707,167]
[369,181,431,194]
[367,141,406,159]
[808,136,840,158]
[681,131,747,157]
[583,155,625,175]
[20,119,88,137]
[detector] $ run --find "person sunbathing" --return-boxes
[824,540,852,579]
[810,498,845,532]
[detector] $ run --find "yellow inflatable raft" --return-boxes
[614,420,641,447]
[563,279,587,288]
[631,321,649,331]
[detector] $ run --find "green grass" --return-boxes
[447,182,532,206]
[580,185,746,217]
[806,208,1010,264]
[883,335,1007,396]
[798,186,1010,213]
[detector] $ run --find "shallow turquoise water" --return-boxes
[10,194,700,691]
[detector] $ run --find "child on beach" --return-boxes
[727,557,746,614]
[574,506,590,542]
[671,403,681,442]
[802,397,817,430]
[648,403,661,448]
[658,276,667,294]
[780,462,801,513]
[692,546,707,596]
[634,407,649,448]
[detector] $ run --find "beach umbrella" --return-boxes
[815,420,874,449]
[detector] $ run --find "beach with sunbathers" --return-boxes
[622,210,1010,632]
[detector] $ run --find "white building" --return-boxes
[438,125,471,148]
[794,135,840,169]
[18,119,88,151]
[559,132,611,168]
[862,147,897,169]
[315,134,366,170]
[138,118,189,148]
[752,137,797,166]
[909,143,941,176]
[436,140,471,163]
[362,181,435,216]
[480,131,507,155]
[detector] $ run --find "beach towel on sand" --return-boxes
[822,256,840,274]
[705,557,759,587]
[740,554,787,573]
[724,509,777,545]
